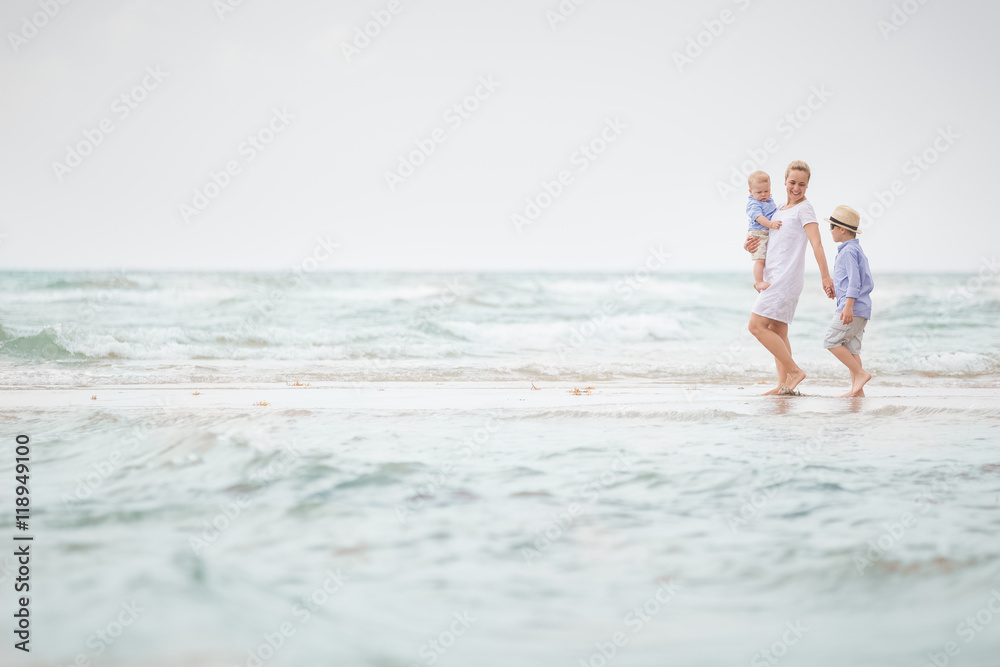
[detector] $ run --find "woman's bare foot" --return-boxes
[849,371,872,397]
[782,368,806,393]
[754,281,771,293]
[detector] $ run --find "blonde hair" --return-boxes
[785,160,811,182]
[747,171,770,188]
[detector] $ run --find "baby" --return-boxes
[745,171,781,292]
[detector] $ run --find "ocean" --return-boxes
[1,270,997,386]
[1,270,998,666]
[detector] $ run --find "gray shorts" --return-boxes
[823,312,868,354]
[748,229,768,260]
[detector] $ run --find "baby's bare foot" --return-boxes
[754,281,771,293]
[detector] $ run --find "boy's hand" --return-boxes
[822,276,835,299]
[840,306,854,325]
[766,219,782,230]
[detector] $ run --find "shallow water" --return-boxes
[1,272,999,665]
[2,384,998,666]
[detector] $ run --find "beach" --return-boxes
[3,380,1000,666]
[1,271,999,666]
[4,0,998,661]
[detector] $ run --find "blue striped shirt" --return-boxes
[747,195,777,231]
[834,239,874,319]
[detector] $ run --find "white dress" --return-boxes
[751,200,818,324]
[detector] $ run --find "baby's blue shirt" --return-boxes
[747,195,777,231]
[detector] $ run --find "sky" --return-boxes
[1,0,997,272]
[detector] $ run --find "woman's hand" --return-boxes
[744,236,760,254]
[823,276,835,298]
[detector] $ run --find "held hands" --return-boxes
[822,276,835,299]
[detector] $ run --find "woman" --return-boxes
[744,161,835,395]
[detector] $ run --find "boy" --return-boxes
[746,171,781,292]
[824,205,874,397]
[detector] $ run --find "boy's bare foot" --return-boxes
[754,281,771,293]
[839,389,867,398]
[761,385,782,396]
[849,371,872,397]
[782,368,806,393]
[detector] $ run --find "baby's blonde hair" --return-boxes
[747,171,770,188]
[785,160,811,182]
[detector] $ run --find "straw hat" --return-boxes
[825,205,862,234]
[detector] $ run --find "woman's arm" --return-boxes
[744,236,760,254]
[804,223,835,298]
